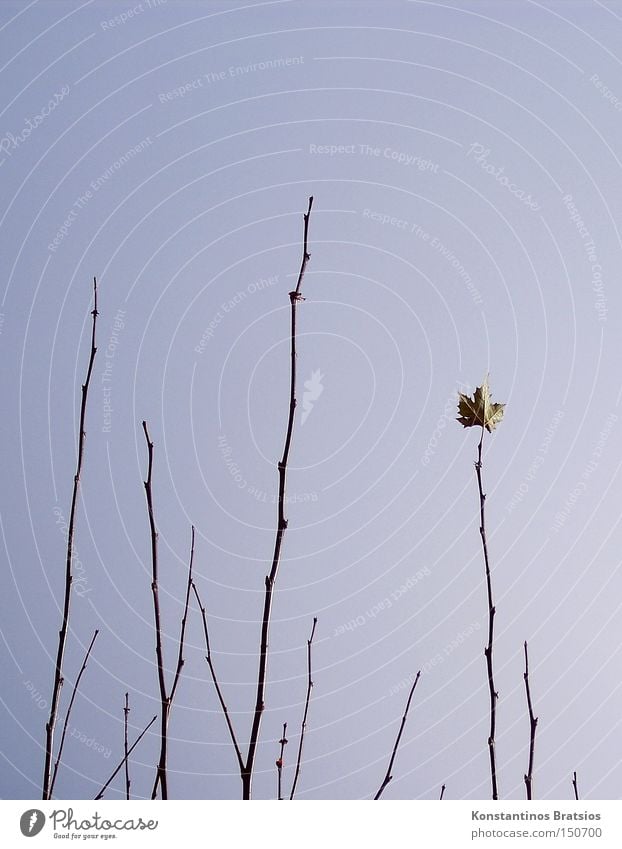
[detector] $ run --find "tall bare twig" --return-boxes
[457,379,505,800]
[94,714,157,800]
[49,629,99,797]
[123,693,130,800]
[276,722,288,800]
[43,277,98,800]
[192,580,244,773]
[439,784,446,800]
[523,641,538,800]
[242,196,314,800]
[572,771,579,800]
[476,428,499,800]
[374,670,421,800]
[289,617,317,800]
[141,429,194,800]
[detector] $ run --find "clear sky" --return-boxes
[2,0,622,801]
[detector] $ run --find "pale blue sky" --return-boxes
[2,0,622,801]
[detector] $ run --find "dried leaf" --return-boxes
[457,376,505,433]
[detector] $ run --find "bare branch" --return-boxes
[43,277,98,800]
[523,641,538,800]
[476,428,499,800]
[142,430,191,797]
[243,196,314,800]
[276,722,288,801]
[142,421,170,800]
[572,771,579,801]
[94,714,157,800]
[439,784,446,800]
[374,670,421,800]
[170,525,195,705]
[49,629,99,796]
[289,617,318,800]
[192,580,244,773]
[124,693,130,800]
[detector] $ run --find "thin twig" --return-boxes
[276,722,288,800]
[94,715,157,800]
[475,428,499,800]
[439,784,446,800]
[124,693,130,800]
[142,427,194,800]
[142,421,168,800]
[49,629,99,797]
[170,526,195,705]
[43,277,98,801]
[243,196,314,800]
[523,641,538,800]
[374,670,421,800]
[289,617,317,800]
[192,580,244,773]
[572,771,579,801]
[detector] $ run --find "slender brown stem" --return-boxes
[123,693,130,800]
[276,722,288,800]
[43,277,98,801]
[572,771,579,800]
[439,784,446,800]
[243,196,314,800]
[523,641,538,800]
[192,580,245,773]
[94,715,157,800]
[142,421,169,800]
[49,629,99,797]
[289,617,317,800]
[475,427,499,800]
[374,670,421,800]
[142,429,195,800]
[170,526,195,705]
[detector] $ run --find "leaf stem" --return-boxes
[475,427,499,800]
